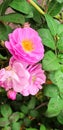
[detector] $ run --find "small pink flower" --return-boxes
[0,60,30,93]
[5,27,44,64]
[21,64,46,96]
[7,90,17,100]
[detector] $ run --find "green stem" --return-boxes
[27,0,45,15]
[35,102,47,110]
[27,0,60,19]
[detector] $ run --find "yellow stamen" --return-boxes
[5,66,11,70]
[22,39,34,52]
[32,76,36,82]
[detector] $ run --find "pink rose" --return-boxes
[21,64,46,96]
[5,27,44,64]
[0,57,46,98]
[0,61,30,93]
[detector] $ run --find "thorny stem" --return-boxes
[27,0,60,19]
[35,102,48,110]
[27,0,45,15]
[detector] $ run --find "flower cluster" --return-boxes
[0,24,46,100]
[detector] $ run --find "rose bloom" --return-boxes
[0,60,30,93]
[21,64,46,96]
[9,57,46,96]
[5,27,44,64]
[0,57,46,99]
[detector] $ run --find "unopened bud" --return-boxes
[7,90,17,100]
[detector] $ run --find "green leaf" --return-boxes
[24,118,31,127]
[42,51,60,71]
[19,112,25,119]
[40,124,46,130]
[45,14,58,36]
[56,0,63,3]
[26,12,33,18]
[49,69,63,97]
[0,2,4,15]
[2,126,11,130]
[20,105,29,114]
[47,0,63,16]
[32,7,42,24]
[1,104,12,118]
[57,111,63,124]
[54,70,63,94]
[30,110,38,118]
[0,22,12,40]
[49,71,57,85]
[0,13,25,24]
[58,54,63,64]
[45,96,63,117]
[44,84,59,97]
[9,112,20,123]
[10,0,32,14]
[57,33,63,51]
[26,128,37,130]
[0,118,10,127]
[11,122,20,130]
[57,24,63,35]
[0,54,7,60]
[0,0,13,15]
[38,28,55,49]
[28,97,36,110]
[16,93,22,101]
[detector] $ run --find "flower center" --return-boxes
[5,66,11,70]
[32,76,36,83]
[22,39,34,52]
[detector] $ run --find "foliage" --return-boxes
[0,0,63,130]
